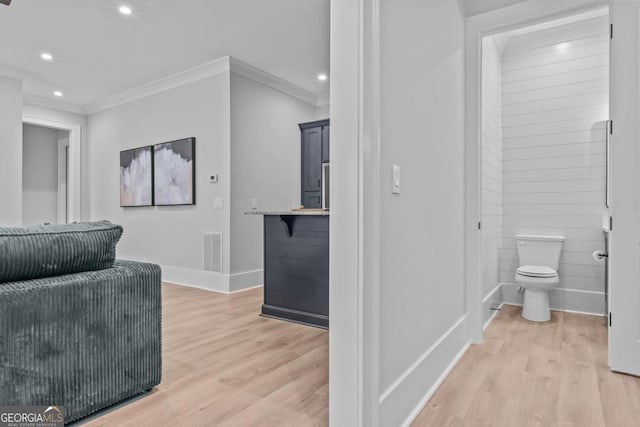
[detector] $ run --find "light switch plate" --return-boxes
[214,198,224,209]
[392,164,401,194]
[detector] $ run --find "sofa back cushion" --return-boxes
[0,221,123,283]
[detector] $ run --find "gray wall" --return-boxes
[377,0,467,424]
[0,76,23,226]
[229,72,316,277]
[88,73,232,280]
[22,124,60,225]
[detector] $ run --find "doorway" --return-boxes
[22,123,70,225]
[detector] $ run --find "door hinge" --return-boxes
[609,312,612,327]
[609,120,613,135]
[609,216,613,231]
[478,221,481,230]
[610,23,613,39]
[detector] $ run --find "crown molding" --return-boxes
[84,57,231,114]
[22,94,87,115]
[229,57,318,106]
[0,64,34,81]
[316,93,330,107]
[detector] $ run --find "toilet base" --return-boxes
[522,288,551,322]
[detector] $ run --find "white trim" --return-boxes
[229,269,263,292]
[228,284,263,294]
[482,283,504,329]
[57,137,69,224]
[85,57,231,114]
[465,0,609,346]
[316,93,330,106]
[23,94,86,115]
[502,302,606,318]
[482,283,503,304]
[22,115,82,223]
[161,265,229,293]
[0,64,34,80]
[229,57,318,105]
[161,265,263,294]
[85,56,320,114]
[378,314,469,426]
[502,283,606,316]
[400,342,471,427]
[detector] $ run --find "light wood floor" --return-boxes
[413,305,640,427]
[84,283,329,427]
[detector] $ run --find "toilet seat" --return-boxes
[516,265,558,278]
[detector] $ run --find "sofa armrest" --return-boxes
[0,260,162,423]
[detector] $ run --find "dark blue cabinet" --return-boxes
[300,119,329,208]
[262,214,329,328]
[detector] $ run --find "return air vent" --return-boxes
[203,232,222,273]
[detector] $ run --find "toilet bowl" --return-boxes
[515,235,564,322]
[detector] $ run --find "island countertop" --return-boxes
[244,210,329,216]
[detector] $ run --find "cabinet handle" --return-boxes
[318,179,321,188]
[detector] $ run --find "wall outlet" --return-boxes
[209,174,218,183]
[214,198,224,209]
[251,198,258,210]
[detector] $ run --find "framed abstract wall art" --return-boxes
[120,146,153,207]
[153,137,196,206]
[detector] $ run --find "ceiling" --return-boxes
[0,0,329,111]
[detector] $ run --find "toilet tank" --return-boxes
[515,235,564,271]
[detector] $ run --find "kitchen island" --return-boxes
[246,210,329,329]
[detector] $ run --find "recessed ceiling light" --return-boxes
[556,42,570,51]
[53,91,63,97]
[318,73,328,82]
[119,5,133,15]
[41,52,53,61]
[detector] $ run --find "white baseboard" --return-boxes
[161,265,229,293]
[502,282,605,316]
[378,314,469,427]
[229,269,263,292]
[161,265,263,294]
[482,284,503,329]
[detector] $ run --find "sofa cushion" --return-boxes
[0,221,123,284]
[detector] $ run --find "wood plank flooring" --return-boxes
[84,283,328,427]
[412,305,640,427]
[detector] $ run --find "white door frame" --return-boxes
[465,0,609,344]
[329,0,381,425]
[22,115,82,223]
[57,137,69,224]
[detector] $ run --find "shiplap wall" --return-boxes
[499,15,609,314]
[481,36,503,322]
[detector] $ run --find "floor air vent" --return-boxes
[203,232,222,273]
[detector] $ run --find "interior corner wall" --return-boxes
[22,124,59,225]
[229,72,316,289]
[481,36,504,325]
[377,0,468,425]
[498,15,609,315]
[0,76,23,226]
[315,103,330,120]
[87,72,232,292]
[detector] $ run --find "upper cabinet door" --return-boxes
[302,127,323,193]
[322,125,330,163]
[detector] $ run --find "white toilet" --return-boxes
[515,234,564,322]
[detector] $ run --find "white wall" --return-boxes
[481,36,504,324]
[464,0,528,17]
[88,72,232,290]
[0,76,23,226]
[499,15,609,314]
[377,0,467,424]
[22,124,59,225]
[315,103,330,120]
[229,72,315,286]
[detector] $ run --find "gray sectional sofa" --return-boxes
[0,221,162,424]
